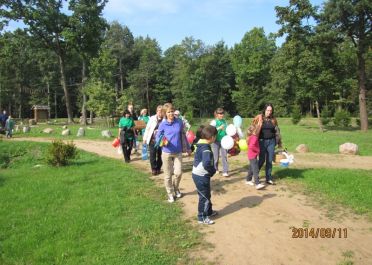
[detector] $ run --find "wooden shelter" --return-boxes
[32,105,50,122]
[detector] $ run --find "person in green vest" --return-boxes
[210,108,229,177]
[5,115,15,138]
[138,108,150,135]
[118,110,135,163]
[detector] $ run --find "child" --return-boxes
[246,124,266,190]
[192,125,218,225]
[118,110,135,163]
[5,116,15,138]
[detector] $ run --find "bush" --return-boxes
[321,106,332,125]
[0,153,10,168]
[291,105,302,125]
[333,109,351,127]
[46,140,77,166]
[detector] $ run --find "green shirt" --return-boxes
[119,117,135,129]
[139,115,149,124]
[215,119,227,142]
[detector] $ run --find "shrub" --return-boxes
[321,106,332,125]
[0,153,10,168]
[46,140,77,166]
[291,105,302,125]
[333,109,351,127]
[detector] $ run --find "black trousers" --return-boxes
[121,141,133,162]
[149,143,162,171]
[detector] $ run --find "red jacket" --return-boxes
[247,135,260,160]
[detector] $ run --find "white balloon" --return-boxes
[237,127,244,138]
[221,135,234,150]
[226,124,237,136]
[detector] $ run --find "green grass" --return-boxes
[274,166,372,218]
[0,141,200,265]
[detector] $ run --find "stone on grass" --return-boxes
[296,144,309,153]
[77,127,85,137]
[23,126,31,133]
[29,119,36,126]
[339,143,358,155]
[43,128,54,134]
[62,125,68,129]
[101,130,112,138]
[62,129,70,136]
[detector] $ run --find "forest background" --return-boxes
[0,0,370,130]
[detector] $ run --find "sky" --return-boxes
[4,0,325,52]
[102,0,324,51]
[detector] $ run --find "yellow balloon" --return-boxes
[238,139,248,151]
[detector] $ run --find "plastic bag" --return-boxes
[117,145,123,155]
[142,144,148,160]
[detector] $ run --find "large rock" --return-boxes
[296,144,309,153]
[62,125,68,129]
[101,130,112,138]
[43,128,54,134]
[339,143,359,155]
[61,129,70,136]
[77,127,85,137]
[23,126,31,133]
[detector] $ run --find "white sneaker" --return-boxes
[167,195,175,203]
[266,180,274,185]
[175,190,182,198]
[222,172,229,177]
[255,183,266,190]
[245,180,254,186]
[198,217,214,225]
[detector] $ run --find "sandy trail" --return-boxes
[13,138,372,265]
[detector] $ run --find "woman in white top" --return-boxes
[143,105,164,175]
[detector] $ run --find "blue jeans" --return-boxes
[192,174,213,221]
[258,138,276,181]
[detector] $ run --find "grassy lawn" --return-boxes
[0,141,200,265]
[274,166,372,219]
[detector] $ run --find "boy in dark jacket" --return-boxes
[192,125,218,225]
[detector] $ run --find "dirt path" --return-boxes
[13,138,372,265]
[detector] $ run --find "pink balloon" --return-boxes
[186,130,196,144]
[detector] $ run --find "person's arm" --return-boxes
[202,149,216,176]
[275,126,282,148]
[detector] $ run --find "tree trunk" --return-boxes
[315,100,324,133]
[119,58,124,92]
[57,54,74,123]
[89,111,93,124]
[146,76,150,115]
[54,90,58,119]
[47,81,51,119]
[81,60,87,126]
[357,47,368,131]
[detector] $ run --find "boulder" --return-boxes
[62,125,68,129]
[61,129,70,136]
[339,143,359,155]
[43,128,54,134]
[77,127,85,137]
[101,130,112,138]
[296,144,309,153]
[23,126,31,133]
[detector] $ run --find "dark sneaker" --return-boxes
[208,210,218,217]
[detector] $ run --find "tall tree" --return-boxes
[320,0,371,131]
[231,27,276,117]
[2,0,75,123]
[66,0,108,125]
